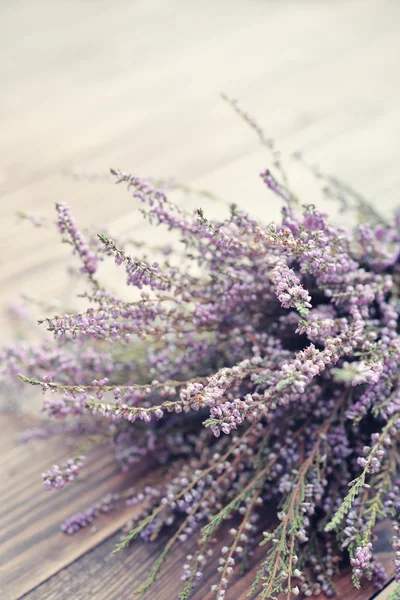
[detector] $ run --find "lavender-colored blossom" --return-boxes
[42,456,85,490]
[271,262,312,317]
[56,202,99,275]
[350,543,373,574]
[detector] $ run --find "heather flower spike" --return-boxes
[42,456,85,490]
[5,114,400,598]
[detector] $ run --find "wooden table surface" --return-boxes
[1,1,400,598]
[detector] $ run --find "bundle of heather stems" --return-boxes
[3,120,400,600]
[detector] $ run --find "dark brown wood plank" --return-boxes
[0,414,162,600]
[21,518,394,600]
[2,410,394,600]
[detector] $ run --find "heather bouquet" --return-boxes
[3,105,400,599]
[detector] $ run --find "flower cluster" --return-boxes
[350,544,373,578]
[5,140,400,599]
[56,202,99,276]
[271,262,312,317]
[42,456,85,490]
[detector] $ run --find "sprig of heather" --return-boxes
[98,233,171,291]
[6,133,400,599]
[42,456,85,490]
[56,202,100,282]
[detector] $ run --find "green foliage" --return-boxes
[325,473,366,533]
[178,581,193,600]
[389,583,400,600]
[114,508,163,553]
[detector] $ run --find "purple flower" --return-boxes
[42,456,85,490]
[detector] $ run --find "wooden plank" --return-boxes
[1,409,394,600]
[21,516,394,600]
[377,581,397,600]
[1,0,400,342]
[0,414,162,600]
[2,0,395,192]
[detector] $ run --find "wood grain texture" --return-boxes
[0,413,164,600]
[1,411,395,600]
[21,522,394,600]
[1,0,400,340]
[1,0,400,598]
[377,581,398,600]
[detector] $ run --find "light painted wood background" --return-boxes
[1,1,400,598]
[1,0,400,339]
